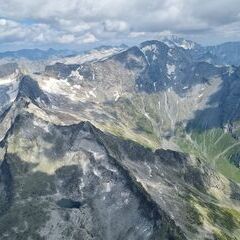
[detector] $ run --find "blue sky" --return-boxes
[0,0,240,51]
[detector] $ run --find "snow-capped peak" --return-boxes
[161,35,198,50]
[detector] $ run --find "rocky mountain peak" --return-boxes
[161,35,200,50]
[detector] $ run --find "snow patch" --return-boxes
[92,151,105,160]
[105,164,118,173]
[61,48,123,64]
[166,64,176,76]
[179,40,196,50]
[104,182,114,193]
[85,91,90,98]
[141,44,158,53]
[152,54,157,61]
[144,162,153,177]
[0,69,19,85]
[144,113,151,120]
[89,89,96,98]
[114,91,120,101]
[69,69,84,80]
[168,51,173,57]
[40,77,71,96]
[153,82,157,92]
[228,66,234,76]
[79,158,89,175]
[93,168,102,178]
[92,71,95,80]
[73,84,81,90]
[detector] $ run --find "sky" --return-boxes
[0,0,240,51]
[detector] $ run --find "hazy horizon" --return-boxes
[2,35,240,53]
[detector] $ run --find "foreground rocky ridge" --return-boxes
[0,95,240,239]
[0,37,240,239]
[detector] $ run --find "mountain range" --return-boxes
[0,36,240,240]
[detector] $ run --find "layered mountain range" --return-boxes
[0,37,240,240]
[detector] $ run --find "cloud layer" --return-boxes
[0,0,240,50]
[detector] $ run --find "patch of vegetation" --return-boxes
[207,204,240,232]
[185,203,203,232]
[136,116,154,134]
[176,136,207,161]
[102,96,161,149]
[179,192,240,239]
[100,121,159,150]
[213,231,236,240]
[176,127,240,183]
[216,157,240,183]
[230,153,240,168]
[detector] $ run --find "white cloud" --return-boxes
[0,19,7,26]
[57,34,75,44]
[81,33,98,43]
[103,20,129,32]
[56,19,91,33]
[0,0,240,49]
[129,32,146,38]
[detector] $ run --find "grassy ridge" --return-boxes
[177,127,240,182]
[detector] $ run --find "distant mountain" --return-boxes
[161,35,201,50]
[163,36,240,66]
[0,48,77,60]
[0,45,128,61]
[93,43,128,51]
[206,41,240,65]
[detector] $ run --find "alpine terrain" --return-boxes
[0,37,240,240]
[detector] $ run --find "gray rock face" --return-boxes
[45,63,80,79]
[186,65,240,131]
[0,110,188,240]
[0,63,18,78]
[17,76,50,105]
[206,42,240,66]
[0,63,21,117]
[137,41,214,94]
